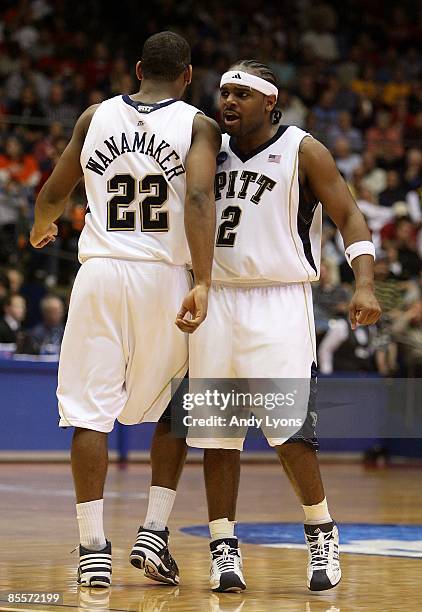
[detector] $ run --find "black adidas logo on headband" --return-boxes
[233,73,242,79]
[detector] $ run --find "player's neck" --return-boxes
[132,81,181,104]
[233,124,279,154]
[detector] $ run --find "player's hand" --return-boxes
[349,286,382,330]
[175,284,210,333]
[30,223,58,248]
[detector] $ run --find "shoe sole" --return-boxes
[130,551,179,586]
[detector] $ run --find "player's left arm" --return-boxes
[30,105,97,248]
[299,136,381,329]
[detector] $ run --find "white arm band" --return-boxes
[344,241,376,267]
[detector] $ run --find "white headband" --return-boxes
[220,70,278,99]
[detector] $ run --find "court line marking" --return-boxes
[0,484,147,499]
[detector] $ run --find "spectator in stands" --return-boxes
[378,170,407,207]
[0,293,26,344]
[278,88,307,128]
[404,148,422,191]
[317,317,378,375]
[392,300,422,377]
[0,271,10,302]
[7,84,46,142]
[366,110,404,164]
[300,4,339,62]
[43,83,78,130]
[333,137,362,181]
[393,217,422,279]
[328,111,363,153]
[7,268,24,295]
[0,135,41,188]
[312,90,338,142]
[25,294,65,355]
[0,178,28,263]
[312,260,351,340]
[360,151,387,197]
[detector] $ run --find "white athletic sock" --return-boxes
[76,499,107,550]
[302,497,332,525]
[209,517,236,542]
[143,486,176,531]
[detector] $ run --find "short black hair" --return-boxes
[230,59,282,124]
[141,31,191,82]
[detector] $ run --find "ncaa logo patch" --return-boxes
[181,522,422,558]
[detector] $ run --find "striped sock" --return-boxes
[76,499,107,551]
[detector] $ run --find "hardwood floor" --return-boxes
[0,461,421,611]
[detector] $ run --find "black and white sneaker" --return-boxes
[77,540,112,588]
[130,527,179,585]
[304,521,341,591]
[209,538,246,593]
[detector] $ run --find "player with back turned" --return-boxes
[30,31,220,588]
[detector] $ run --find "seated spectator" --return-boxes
[312,90,338,142]
[24,295,65,355]
[7,268,24,295]
[327,110,363,153]
[382,68,411,107]
[7,84,46,143]
[0,135,41,189]
[278,88,307,128]
[404,148,422,191]
[366,110,404,163]
[393,217,422,279]
[43,83,78,132]
[333,137,362,181]
[392,300,422,377]
[312,260,351,339]
[0,293,26,344]
[0,179,28,263]
[351,65,379,102]
[300,5,339,62]
[378,170,407,207]
[317,317,378,375]
[360,151,387,196]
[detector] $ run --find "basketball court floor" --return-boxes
[1,461,421,611]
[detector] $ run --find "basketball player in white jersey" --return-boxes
[140,59,382,593]
[29,31,221,588]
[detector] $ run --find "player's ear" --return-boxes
[185,64,193,85]
[265,94,277,113]
[135,61,143,82]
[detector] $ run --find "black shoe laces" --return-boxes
[213,543,239,573]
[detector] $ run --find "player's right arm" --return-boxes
[30,104,99,248]
[176,114,221,333]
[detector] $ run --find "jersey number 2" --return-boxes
[216,205,242,247]
[107,173,169,232]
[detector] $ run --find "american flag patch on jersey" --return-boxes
[268,154,281,163]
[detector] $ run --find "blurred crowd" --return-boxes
[0,0,420,372]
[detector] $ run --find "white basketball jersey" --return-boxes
[78,95,200,264]
[213,125,322,284]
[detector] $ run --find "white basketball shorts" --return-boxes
[57,258,190,433]
[187,282,317,450]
